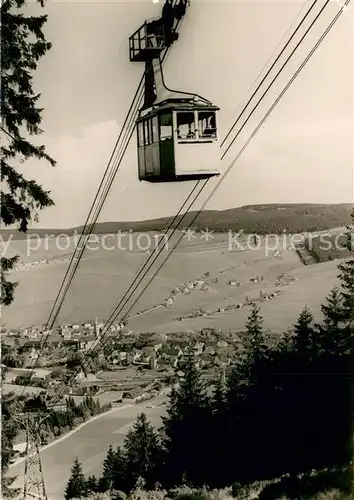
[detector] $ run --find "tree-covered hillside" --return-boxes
[1,204,353,240]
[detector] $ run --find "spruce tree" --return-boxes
[64,458,87,500]
[337,214,354,330]
[124,413,162,491]
[293,305,316,354]
[321,286,343,329]
[316,287,351,355]
[112,445,127,492]
[1,0,56,305]
[162,357,211,487]
[243,304,268,381]
[245,304,265,355]
[86,475,98,494]
[100,445,117,492]
[212,370,227,417]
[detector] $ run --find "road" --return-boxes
[9,395,167,500]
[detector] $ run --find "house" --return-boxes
[61,326,72,340]
[98,391,123,406]
[79,335,97,350]
[155,358,174,372]
[204,345,216,356]
[22,339,42,350]
[216,340,229,349]
[178,357,200,369]
[132,349,144,363]
[193,342,205,355]
[122,387,144,400]
[161,345,183,358]
[46,334,63,347]
[63,338,81,350]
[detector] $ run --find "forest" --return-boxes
[63,217,354,500]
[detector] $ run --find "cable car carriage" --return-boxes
[137,99,220,182]
[129,0,221,183]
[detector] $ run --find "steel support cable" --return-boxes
[17,0,316,385]
[82,179,209,349]
[69,0,332,359]
[45,81,144,330]
[221,0,329,161]
[44,96,142,330]
[221,0,317,149]
[34,0,347,409]
[81,1,325,343]
[21,96,143,394]
[82,180,203,329]
[52,179,209,405]
[62,0,350,391]
[21,10,188,395]
[46,7,186,331]
[44,6,185,332]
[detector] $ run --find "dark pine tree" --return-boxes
[64,458,87,500]
[209,369,228,487]
[337,213,354,331]
[317,286,352,355]
[162,356,212,487]
[1,0,56,306]
[292,305,316,356]
[112,445,127,492]
[86,475,98,494]
[321,286,343,329]
[124,412,162,491]
[244,304,266,360]
[99,444,117,492]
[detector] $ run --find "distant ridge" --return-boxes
[1,203,353,240]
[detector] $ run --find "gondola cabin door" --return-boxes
[137,114,162,180]
[137,110,175,181]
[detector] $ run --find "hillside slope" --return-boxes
[1,203,353,240]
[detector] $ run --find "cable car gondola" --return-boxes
[129,0,220,183]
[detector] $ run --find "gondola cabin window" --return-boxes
[151,115,159,143]
[176,111,196,140]
[138,122,144,147]
[144,120,150,146]
[198,111,217,139]
[159,112,173,141]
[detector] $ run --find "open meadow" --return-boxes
[2,229,343,333]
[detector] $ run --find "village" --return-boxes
[1,315,282,407]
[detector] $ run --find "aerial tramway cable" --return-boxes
[43,0,314,344]
[47,0,318,333]
[221,0,318,150]
[21,3,187,395]
[44,2,186,332]
[221,0,329,161]
[74,0,330,351]
[25,0,346,404]
[51,0,350,406]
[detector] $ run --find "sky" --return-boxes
[14,0,354,228]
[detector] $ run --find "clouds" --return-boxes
[26,121,121,228]
[25,110,352,230]
[20,0,353,228]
